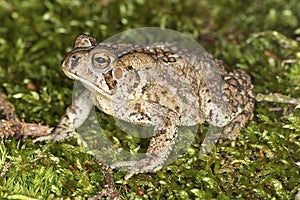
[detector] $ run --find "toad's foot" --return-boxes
[34,89,93,148]
[33,126,88,147]
[110,157,164,180]
[111,106,180,180]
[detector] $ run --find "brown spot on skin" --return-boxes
[141,85,149,93]
[232,87,238,94]
[162,56,169,63]
[228,78,238,87]
[224,83,230,89]
[240,90,246,96]
[237,78,244,85]
[113,67,123,79]
[104,70,116,90]
[232,99,239,107]
[224,88,231,97]
[134,103,141,111]
[159,129,167,136]
[148,91,160,103]
[155,48,162,56]
[161,90,168,95]
[168,57,176,62]
[120,52,156,69]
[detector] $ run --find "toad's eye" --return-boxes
[92,53,111,69]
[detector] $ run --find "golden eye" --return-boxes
[92,53,111,69]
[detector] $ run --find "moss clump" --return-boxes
[0,0,299,198]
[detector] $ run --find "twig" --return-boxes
[0,162,11,177]
[0,94,52,139]
[256,93,300,105]
[88,160,121,200]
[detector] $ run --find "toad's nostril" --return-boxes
[71,56,81,69]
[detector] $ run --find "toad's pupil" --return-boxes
[96,57,107,64]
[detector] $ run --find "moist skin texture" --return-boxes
[35,34,255,180]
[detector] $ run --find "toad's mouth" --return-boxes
[63,69,113,100]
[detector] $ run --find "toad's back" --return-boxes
[93,42,244,128]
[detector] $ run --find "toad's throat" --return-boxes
[63,69,113,99]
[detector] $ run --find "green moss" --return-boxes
[0,0,299,199]
[0,139,103,199]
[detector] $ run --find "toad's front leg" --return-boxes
[34,89,93,144]
[111,103,180,180]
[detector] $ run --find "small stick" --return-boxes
[256,93,300,105]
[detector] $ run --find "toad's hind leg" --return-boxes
[200,69,255,155]
[222,69,255,141]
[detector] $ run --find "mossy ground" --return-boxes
[0,0,299,199]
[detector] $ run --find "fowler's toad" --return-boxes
[36,34,255,180]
